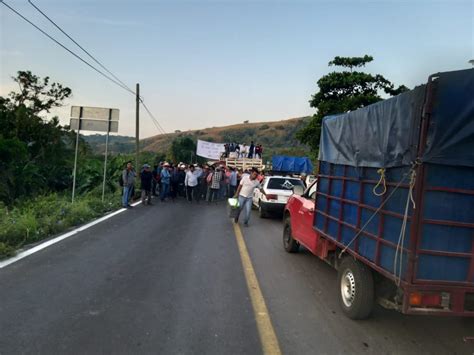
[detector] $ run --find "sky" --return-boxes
[1,0,473,139]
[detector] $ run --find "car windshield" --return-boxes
[267,178,304,190]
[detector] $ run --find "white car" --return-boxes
[252,176,306,218]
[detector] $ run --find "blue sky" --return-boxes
[1,0,473,138]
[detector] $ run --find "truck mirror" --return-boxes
[293,185,304,196]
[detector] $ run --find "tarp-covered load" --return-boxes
[318,68,474,168]
[272,156,314,174]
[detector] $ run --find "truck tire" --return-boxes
[337,257,374,320]
[283,216,299,253]
[258,201,267,218]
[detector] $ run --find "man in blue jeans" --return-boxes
[122,161,136,208]
[160,162,171,202]
[233,168,262,227]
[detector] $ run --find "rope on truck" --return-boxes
[373,168,387,196]
[338,161,422,281]
[393,169,417,286]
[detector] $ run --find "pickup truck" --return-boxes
[283,68,474,319]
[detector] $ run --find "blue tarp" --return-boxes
[272,156,314,174]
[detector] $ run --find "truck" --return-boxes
[283,68,474,319]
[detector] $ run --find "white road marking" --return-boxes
[0,200,142,269]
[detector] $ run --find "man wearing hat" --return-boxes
[140,164,153,205]
[160,162,171,202]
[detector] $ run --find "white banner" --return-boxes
[196,139,225,160]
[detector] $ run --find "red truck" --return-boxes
[283,69,474,319]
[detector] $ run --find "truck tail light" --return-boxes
[409,292,422,306]
[266,194,278,200]
[409,292,445,308]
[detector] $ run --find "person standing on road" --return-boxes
[122,161,136,208]
[160,162,171,202]
[229,167,238,197]
[185,165,199,203]
[233,167,262,226]
[140,164,153,205]
[208,166,222,203]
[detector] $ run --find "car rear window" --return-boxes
[267,178,304,190]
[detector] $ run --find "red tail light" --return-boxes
[266,194,278,200]
[409,292,442,308]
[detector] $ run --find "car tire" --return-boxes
[283,216,299,253]
[258,201,267,218]
[337,257,375,320]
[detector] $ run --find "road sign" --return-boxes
[71,106,119,121]
[69,118,119,133]
[70,106,120,203]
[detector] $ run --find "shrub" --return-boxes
[0,191,122,259]
[260,124,270,130]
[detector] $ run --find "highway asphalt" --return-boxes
[0,198,472,354]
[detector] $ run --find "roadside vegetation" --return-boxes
[0,71,159,258]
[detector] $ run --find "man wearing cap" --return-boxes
[160,163,171,202]
[140,164,153,205]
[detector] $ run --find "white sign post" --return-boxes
[196,139,225,160]
[70,106,120,203]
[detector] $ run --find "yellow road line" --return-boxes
[232,222,282,355]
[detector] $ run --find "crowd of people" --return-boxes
[222,141,264,159]
[121,161,264,225]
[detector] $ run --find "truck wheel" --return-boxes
[283,217,299,253]
[337,257,374,320]
[258,201,267,218]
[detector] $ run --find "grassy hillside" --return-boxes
[141,116,312,160]
[84,116,312,160]
[83,134,135,155]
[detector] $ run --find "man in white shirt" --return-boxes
[185,165,199,202]
[233,168,262,226]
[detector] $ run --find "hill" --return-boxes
[141,116,311,160]
[84,116,312,160]
[82,134,135,155]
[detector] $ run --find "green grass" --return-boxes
[0,191,123,259]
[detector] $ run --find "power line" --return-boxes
[140,99,167,134]
[1,1,136,96]
[27,0,136,96]
[2,0,168,135]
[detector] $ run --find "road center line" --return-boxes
[0,200,142,269]
[232,222,282,355]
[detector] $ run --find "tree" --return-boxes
[169,136,196,163]
[297,55,409,154]
[0,71,74,204]
[9,70,72,114]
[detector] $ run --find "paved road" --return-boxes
[0,199,472,354]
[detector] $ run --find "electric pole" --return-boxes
[136,83,140,170]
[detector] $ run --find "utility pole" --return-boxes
[136,83,140,170]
